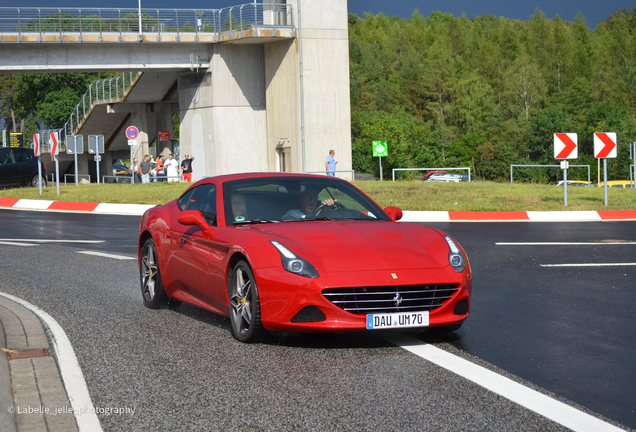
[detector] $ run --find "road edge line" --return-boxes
[386,334,626,432]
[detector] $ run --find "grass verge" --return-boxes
[0,180,634,211]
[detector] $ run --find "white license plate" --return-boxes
[366,311,429,330]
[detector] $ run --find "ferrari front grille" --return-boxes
[322,284,460,315]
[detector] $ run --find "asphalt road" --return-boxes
[0,208,634,431]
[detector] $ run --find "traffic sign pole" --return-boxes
[50,131,60,196]
[594,132,617,206]
[126,127,139,185]
[554,133,577,207]
[603,159,608,207]
[34,133,42,196]
[372,141,388,181]
[564,168,567,207]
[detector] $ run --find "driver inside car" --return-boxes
[282,187,337,220]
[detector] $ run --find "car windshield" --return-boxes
[223,177,391,225]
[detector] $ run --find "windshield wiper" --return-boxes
[234,219,279,225]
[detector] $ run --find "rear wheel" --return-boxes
[31,175,47,187]
[228,261,264,343]
[140,238,168,309]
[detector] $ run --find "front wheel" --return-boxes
[228,261,264,343]
[140,238,168,309]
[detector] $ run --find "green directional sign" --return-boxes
[372,141,388,157]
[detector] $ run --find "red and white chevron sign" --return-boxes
[33,134,40,156]
[553,133,577,159]
[594,132,617,158]
[50,132,59,156]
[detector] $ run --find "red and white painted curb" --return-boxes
[0,197,154,216]
[1,197,635,221]
[402,210,636,222]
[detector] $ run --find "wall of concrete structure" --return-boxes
[176,0,351,180]
[178,44,269,182]
[291,0,352,176]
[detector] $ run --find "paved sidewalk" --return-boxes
[0,296,78,432]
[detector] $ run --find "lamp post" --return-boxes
[298,0,306,172]
[138,0,142,38]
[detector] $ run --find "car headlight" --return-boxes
[271,241,319,278]
[444,236,466,273]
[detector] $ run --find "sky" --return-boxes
[4,0,634,29]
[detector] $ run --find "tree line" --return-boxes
[349,6,636,182]
[2,6,635,182]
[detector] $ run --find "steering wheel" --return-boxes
[313,201,345,216]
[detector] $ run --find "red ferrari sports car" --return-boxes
[138,173,472,343]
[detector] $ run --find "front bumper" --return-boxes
[256,266,472,333]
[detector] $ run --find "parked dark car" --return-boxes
[0,147,47,189]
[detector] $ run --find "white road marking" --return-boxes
[0,239,105,244]
[76,251,136,260]
[0,292,102,432]
[386,334,625,432]
[497,242,636,246]
[0,241,39,247]
[541,263,636,267]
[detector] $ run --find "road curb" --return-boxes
[1,197,636,221]
[0,295,79,432]
[400,210,636,222]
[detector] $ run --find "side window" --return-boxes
[0,149,15,166]
[177,184,217,225]
[14,149,32,163]
[177,189,195,211]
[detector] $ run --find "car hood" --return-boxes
[250,221,450,272]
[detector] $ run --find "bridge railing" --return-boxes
[62,71,141,142]
[0,4,294,41]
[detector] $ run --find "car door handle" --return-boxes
[165,229,171,238]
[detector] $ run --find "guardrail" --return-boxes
[510,164,591,184]
[102,174,180,184]
[392,167,472,182]
[64,173,90,185]
[0,4,294,41]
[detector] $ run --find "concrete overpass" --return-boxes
[0,1,351,182]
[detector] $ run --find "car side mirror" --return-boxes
[178,210,213,232]
[384,206,403,222]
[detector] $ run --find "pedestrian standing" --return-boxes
[165,154,179,182]
[325,150,337,176]
[180,153,195,182]
[140,155,152,184]
[133,158,142,184]
[156,155,164,182]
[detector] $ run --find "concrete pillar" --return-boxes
[99,151,113,184]
[264,40,300,173]
[77,153,90,182]
[285,0,352,178]
[176,0,351,179]
[129,104,149,164]
[178,43,268,181]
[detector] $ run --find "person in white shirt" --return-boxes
[164,153,179,182]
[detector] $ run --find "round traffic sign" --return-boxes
[126,126,139,140]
